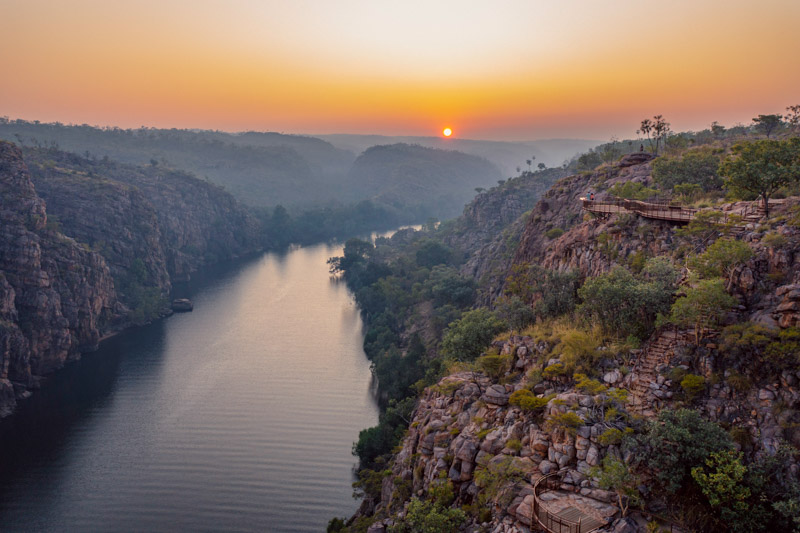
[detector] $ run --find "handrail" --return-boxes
[580,198,697,223]
[531,469,603,533]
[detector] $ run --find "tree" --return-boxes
[652,148,723,192]
[787,105,800,134]
[634,409,733,494]
[691,451,753,532]
[578,266,674,339]
[590,456,642,517]
[441,308,505,361]
[719,138,800,218]
[752,114,783,138]
[637,115,670,154]
[538,162,546,170]
[668,278,737,342]
[689,237,753,289]
[495,295,535,333]
[711,121,726,138]
[389,498,467,533]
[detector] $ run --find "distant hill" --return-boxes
[347,143,502,220]
[0,119,593,221]
[0,120,353,208]
[318,134,599,175]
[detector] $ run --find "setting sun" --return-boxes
[443,127,452,137]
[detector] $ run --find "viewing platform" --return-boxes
[580,197,696,223]
[532,470,616,533]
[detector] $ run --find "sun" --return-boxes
[442,127,452,137]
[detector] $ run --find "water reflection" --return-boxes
[0,240,380,532]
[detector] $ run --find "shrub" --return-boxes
[389,498,467,533]
[681,374,706,401]
[473,455,527,506]
[668,278,737,343]
[543,363,567,379]
[554,327,603,372]
[509,389,551,412]
[476,354,511,380]
[578,266,674,339]
[598,428,624,446]
[762,231,787,248]
[441,308,506,361]
[505,438,523,452]
[545,411,583,436]
[633,409,733,493]
[545,227,565,239]
[574,373,608,395]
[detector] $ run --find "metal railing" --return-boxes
[532,470,603,533]
[580,198,697,223]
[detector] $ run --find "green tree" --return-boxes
[495,295,536,333]
[634,409,733,494]
[689,237,753,289]
[787,105,800,134]
[691,451,752,532]
[590,456,642,517]
[719,138,800,217]
[752,114,783,138]
[668,278,736,342]
[389,498,467,533]
[652,149,723,192]
[578,266,673,338]
[441,308,505,361]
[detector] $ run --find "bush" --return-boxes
[652,148,723,191]
[441,308,506,361]
[476,354,511,380]
[509,389,550,412]
[633,409,733,494]
[389,498,467,533]
[681,374,706,401]
[545,411,583,436]
[574,373,608,395]
[578,266,674,339]
[505,438,522,452]
[545,227,564,239]
[598,428,624,446]
[554,327,603,373]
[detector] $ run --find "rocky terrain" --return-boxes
[347,147,800,532]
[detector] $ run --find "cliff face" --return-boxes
[0,144,267,417]
[0,142,117,416]
[24,148,263,282]
[365,336,626,532]
[442,169,567,303]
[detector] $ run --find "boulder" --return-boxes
[483,384,510,406]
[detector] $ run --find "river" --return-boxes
[0,239,384,532]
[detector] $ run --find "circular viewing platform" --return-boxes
[532,470,616,533]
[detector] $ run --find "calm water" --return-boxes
[0,241,381,532]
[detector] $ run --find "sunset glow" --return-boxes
[2,0,799,140]
[443,128,453,137]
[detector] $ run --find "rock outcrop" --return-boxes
[0,143,266,417]
[0,142,118,415]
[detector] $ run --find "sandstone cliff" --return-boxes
[0,143,266,417]
[0,142,118,416]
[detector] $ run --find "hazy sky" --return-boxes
[2,0,798,141]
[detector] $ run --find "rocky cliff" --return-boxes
[0,142,118,416]
[24,148,263,282]
[0,143,266,417]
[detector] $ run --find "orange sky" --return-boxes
[2,0,798,141]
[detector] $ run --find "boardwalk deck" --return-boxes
[581,198,696,223]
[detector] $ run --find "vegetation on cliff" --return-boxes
[331,113,800,532]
